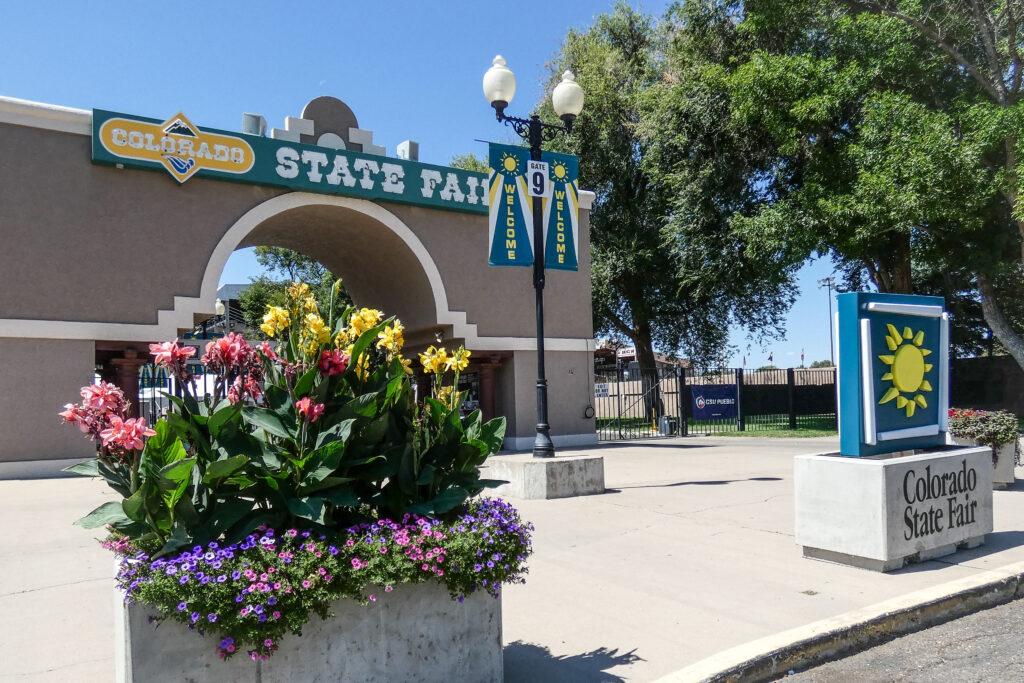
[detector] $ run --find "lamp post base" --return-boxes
[533,425,555,459]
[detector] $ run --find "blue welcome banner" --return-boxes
[542,151,579,271]
[487,143,534,267]
[690,384,739,420]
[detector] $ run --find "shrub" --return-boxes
[61,280,530,660]
[947,408,1021,465]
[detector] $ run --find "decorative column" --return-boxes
[478,357,501,422]
[110,349,147,418]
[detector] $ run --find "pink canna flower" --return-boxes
[295,397,325,423]
[99,416,156,452]
[318,349,350,377]
[148,339,196,368]
[80,382,127,415]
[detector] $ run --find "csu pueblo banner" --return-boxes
[690,384,738,420]
[487,142,579,269]
[92,110,488,215]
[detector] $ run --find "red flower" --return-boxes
[318,349,350,377]
[295,397,325,423]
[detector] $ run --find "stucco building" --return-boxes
[0,95,597,474]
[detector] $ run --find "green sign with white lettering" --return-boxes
[91,109,489,215]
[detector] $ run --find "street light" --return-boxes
[483,55,584,458]
[817,276,847,365]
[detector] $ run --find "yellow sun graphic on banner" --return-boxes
[552,161,568,180]
[501,152,520,174]
[878,323,934,417]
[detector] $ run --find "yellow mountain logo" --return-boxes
[97,112,254,183]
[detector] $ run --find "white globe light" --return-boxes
[214,298,225,316]
[483,55,516,107]
[552,70,585,119]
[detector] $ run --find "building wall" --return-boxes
[0,339,95,465]
[504,350,597,450]
[0,102,597,465]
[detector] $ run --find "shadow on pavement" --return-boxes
[605,476,783,492]
[584,441,713,450]
[890,530,1024,575]
[503,642,642,682]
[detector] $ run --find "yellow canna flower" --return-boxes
[287,282,311,300]
[260,306,290,338]
[446,346,471,372]
[436,386,461,405]
[304,313,330,343]
[301,296,319,314]
[398,355,413,375]
[348,308,384,339]
[345,343,370,380]
[377,320,405,354]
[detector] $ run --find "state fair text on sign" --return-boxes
[92,110,488,215]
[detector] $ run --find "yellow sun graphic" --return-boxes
[553,162,568,180]
[501,153,519,174]
[878,323,934,417]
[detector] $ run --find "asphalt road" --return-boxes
[789,598,1024,682]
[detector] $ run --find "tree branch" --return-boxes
[842,0,1005,103]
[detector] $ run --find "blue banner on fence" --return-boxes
[487,143,534,267]
[690,384,738,420]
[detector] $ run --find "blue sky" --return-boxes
[0,1,834,367]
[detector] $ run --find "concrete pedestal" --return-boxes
[115,581,501,683]
[795,446,993,572]
[486,453,605,500]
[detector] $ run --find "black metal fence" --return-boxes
[594,366,837,441]
[137,363,225,424]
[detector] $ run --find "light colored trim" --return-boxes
[0,457,84,480]
[864,302,943,318]
[877,424,940,441]
[578,189,595,210]
[503,432,599,451]
[0,95,91,135]
[939,312,950,430]
[0,192,596,352]
[860,319,876,445]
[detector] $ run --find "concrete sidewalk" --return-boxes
[3,437,1024,681]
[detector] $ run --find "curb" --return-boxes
[655,560,1024,682]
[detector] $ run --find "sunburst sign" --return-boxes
[837,292,949,456]
[878,323,934,417]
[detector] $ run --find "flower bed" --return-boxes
[61,280,532,668]
[115,499,531,660]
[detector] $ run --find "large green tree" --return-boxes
[538,2,796,385]
[730,0,1024,369]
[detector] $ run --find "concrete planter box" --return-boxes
[946,433,1017,489]
[115,580,502,683]
[795,446,994,572]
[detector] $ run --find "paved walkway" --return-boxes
[790,597,1024,682]
[2,437,1023,681]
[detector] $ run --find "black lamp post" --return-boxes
[483,56,585,458]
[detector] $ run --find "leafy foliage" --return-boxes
[237,248,352,335]
[65,282,507,557]
[537,2,797,371]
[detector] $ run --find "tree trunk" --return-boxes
[978,274,1024,372]
[634,321,664,427]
